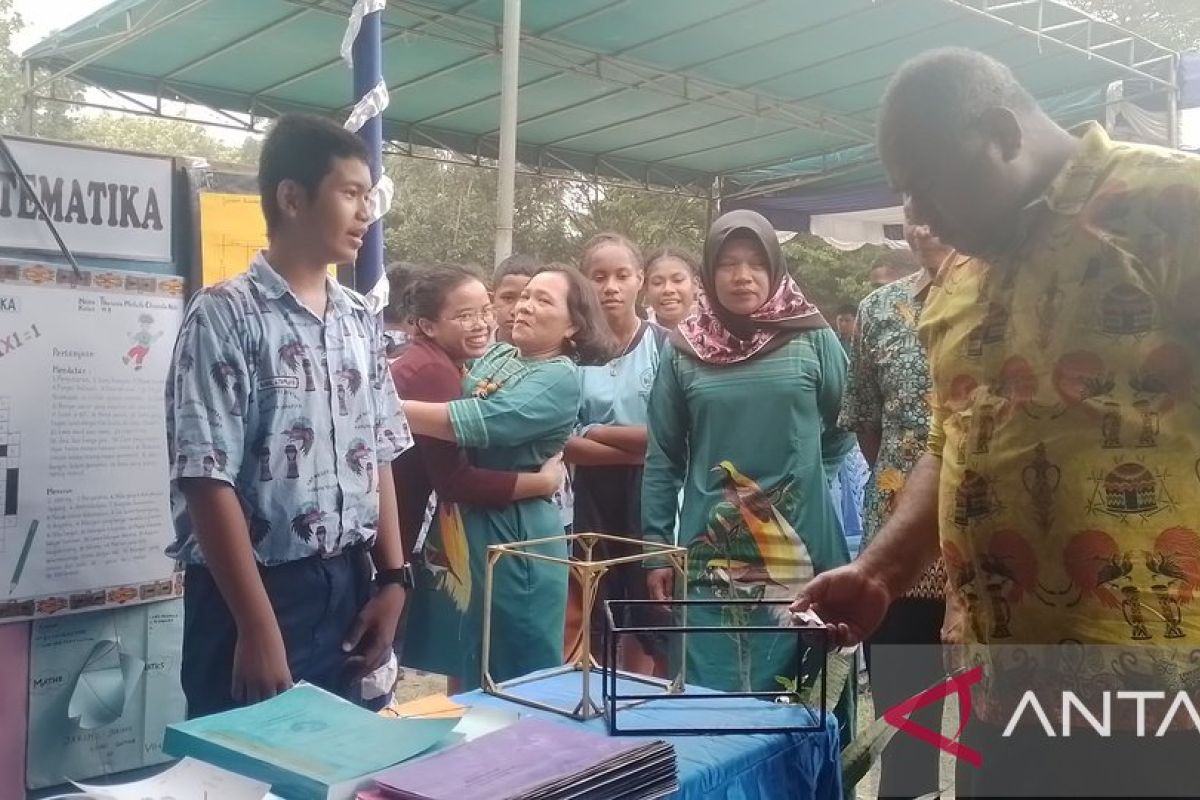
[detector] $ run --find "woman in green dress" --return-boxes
[401,265,614,691]
[642,210,855,736]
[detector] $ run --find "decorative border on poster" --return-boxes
[0,571,182,623]
[0,262,184,299]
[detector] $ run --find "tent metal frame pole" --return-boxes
[706,177,718,231]
[352,3,385,296]
[21,61,34,135]
[947,0,1174,88]
[31,91,262,134]
[494,0,521,268]
[1167,53,1180,150]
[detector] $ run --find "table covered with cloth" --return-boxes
[454,669,842,800]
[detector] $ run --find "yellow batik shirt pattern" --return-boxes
[919,123,1200,648]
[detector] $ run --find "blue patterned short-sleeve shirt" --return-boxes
[166,253,412,566]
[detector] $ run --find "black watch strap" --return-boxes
[375,563,414,589]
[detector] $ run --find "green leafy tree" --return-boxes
[0,0,79,138]
[784,234,882,315]
[237,135,263,166]
[380,161,712,272]
[381,154,576,268]
[71,114,241,162]
[562,184,707,254]
[0,0,20,131]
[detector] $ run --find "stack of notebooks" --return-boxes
[366,717,677,800]
[162,683,459,800]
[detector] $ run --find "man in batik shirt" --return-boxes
[840,213,950,799]
[796,48,1200,796]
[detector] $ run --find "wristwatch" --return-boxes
[374,563,415,590]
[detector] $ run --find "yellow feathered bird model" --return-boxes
[708,461,814,622]
[427,505,471,612]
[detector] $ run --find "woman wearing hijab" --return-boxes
[642,210,855,734]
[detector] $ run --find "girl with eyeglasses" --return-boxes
[391,264,563,692]
[399,264,616,691]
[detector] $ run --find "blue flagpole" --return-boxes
[351,7,384,297]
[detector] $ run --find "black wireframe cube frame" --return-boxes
[601,598,832,736]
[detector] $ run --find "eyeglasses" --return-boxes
[442,307,496,327]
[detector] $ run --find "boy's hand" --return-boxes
[232,622,293,704]
[343,583,406,678]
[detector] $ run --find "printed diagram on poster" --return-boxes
[199,192,269,287]
[27,600,187,789]
[198,190,337,286]
[0,261,185,623]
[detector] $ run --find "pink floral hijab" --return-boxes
[671,210,827,365]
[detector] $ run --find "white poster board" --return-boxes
[0,260,184,623]
[26,599,187,789]
[0,138,173,263]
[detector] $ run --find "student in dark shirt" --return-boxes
[492,254,539,345]
[382,262,420,361]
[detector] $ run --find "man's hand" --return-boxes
[646,567,674,602]
[941,581,967,645]
[343,584,406,679]
[790,563,891,647]
[536,453,566,497]
[941,582,968,675]
[232,621,293,704]
[793,453,942,646]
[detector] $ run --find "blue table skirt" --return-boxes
[454,670,842,800]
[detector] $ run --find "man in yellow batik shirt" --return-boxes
[920,120,1200,649]
[795,48,1200,797]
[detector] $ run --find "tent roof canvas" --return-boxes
[22,0,1177,197]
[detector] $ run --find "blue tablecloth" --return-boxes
[455,670,842,800]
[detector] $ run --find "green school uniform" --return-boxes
[402,344,578,690]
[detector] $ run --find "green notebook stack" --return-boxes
[163,683,456,800]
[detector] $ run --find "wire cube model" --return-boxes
[481,532,688,721]
[601,598,833,736]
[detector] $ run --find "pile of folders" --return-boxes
[367,717,677,800]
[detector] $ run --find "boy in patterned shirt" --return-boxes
[166,114,412,717]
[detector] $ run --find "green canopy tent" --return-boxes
[19,0,1178,255]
